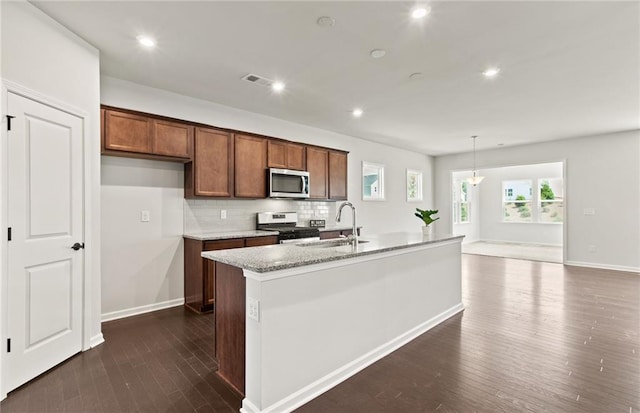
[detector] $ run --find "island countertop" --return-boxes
[201,232,464,273]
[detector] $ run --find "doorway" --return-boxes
[452,162,564,263]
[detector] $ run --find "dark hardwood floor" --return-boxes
[0,305,241,412]
[2,255,638,412]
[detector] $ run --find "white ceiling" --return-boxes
[33,1,639,155]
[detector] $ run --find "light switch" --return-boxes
[141,210,150,222]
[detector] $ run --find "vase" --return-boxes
[422,225,433,236]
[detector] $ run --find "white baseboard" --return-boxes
[90,333,105,348]
[241,303,465,413]
[101,298,185,322]
[564,260,640,274]
[477,238,563,247]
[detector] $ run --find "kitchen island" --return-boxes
[202,232,464,413]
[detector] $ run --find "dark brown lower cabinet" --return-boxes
[184,235,277,313]
[319,229,354,240]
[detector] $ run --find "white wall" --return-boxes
[435,131,640,271]
[101,157,184,320]
[100,76,435,317]
[1,0,101,397]
[477,162,563,245]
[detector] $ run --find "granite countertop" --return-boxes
[184,230,279,241]
[202,232,464,273]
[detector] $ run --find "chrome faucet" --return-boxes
[336,202,358,244]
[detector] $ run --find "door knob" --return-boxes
[71,242,84,251]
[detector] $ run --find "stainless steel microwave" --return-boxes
[269,168,310,198]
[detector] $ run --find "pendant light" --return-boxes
[466,135,485,186]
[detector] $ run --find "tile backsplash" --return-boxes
[184,199,337,234]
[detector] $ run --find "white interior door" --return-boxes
[5,92,84,392]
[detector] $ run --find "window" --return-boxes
[406,169,423,202]
[460,181,470,223]
[362,162,385,201]
[452,184,458,224]
[452,180,470,224]
[539,178,563,223]
[503,180,533,222]
[502,178,563,223]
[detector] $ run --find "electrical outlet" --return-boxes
[247,297,260,322]
[584,208,596,216]
[588,245,597,253]
[221,209,227,219]
[140,210,150,222]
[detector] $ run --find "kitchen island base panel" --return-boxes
[215,262,246,396]
[242,239,463,413]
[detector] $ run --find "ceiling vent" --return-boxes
[242,73,273,87]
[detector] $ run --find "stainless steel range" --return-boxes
[257,212,320,244]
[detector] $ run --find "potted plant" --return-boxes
[414,208,439,236]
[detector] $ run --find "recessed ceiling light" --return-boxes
[136,35,156,48]
[483,67,500,78]
[317,16,335,27]
[352,108,363,118]
[411,7,431,19]
[370,49,387,59]
[271,81,285,92]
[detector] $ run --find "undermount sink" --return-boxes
[298,239,370,248]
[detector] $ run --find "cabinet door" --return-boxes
[203,239,245,306]
[245,235,278,247]
[329,151,348,200]
[104,109,152,153]
[307,147,328,199]
[193,127,234,197]
[235,134,267,198]
[267,140,287,169]
[153,119,193,159]
[287,143,306,171]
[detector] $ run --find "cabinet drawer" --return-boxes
[245,236,278,247]
[204,239,246,251]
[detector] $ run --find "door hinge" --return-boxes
[6,115,15,131]
[7,227,11,241]
[7,338,10,353]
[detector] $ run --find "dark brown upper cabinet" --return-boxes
[268,140,306,171]
[185,127,234,198]
[235,134,267,198]
[102,107,193,162]
[329,150,348,200]
[307,147,329,199]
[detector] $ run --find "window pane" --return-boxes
[503,201,532,222]
[539,178,563,223]
[540,201,563,223]
[460,181,469,202]
[460,202,469,223]
[503,180,532,202]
